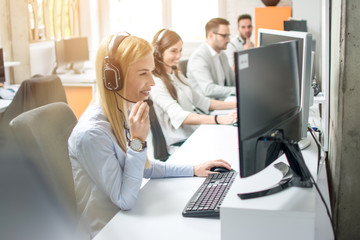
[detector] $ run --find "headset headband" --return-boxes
[156,29,168,43]
[108,31,131,58]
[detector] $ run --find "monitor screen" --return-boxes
[258,29,312,144]
[0,48,5,83]
[235,41,301,178]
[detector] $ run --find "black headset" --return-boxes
[103,32,130,91]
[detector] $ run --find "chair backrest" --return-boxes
[9,102,78,214]
[149,103,170,161]
[179,59,188,77]
[1,74,67,127]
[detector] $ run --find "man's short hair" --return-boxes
[205,18,230,38]
[237,14,252,26]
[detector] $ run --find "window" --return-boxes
[28,0,80,42]
[109,0,163,42]
[107,0,219,43]
[172,0,218,42]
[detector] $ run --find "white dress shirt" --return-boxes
[68,102,194,237]
[150,72,211,154]
[206,43,226,87]
[225,35,254,67]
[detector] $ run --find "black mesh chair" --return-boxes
[179,59,188,77]
[149,102,170,161]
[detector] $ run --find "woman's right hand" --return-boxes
[128,101,150,142]
[217,112,237,125]
[194,159,231,177]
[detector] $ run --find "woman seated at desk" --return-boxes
[150,29,237,154]
[67,32,231,237]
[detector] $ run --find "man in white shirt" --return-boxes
[225,14,254,70]
[187,18,235,99]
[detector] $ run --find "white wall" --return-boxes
[292,0,322,83]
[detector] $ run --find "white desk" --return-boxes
[0,99,12,112]
[0,85,19,112]
[94,124,328,240]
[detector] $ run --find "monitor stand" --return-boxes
[238,139,313,200]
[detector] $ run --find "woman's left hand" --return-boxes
[194,159,232,177]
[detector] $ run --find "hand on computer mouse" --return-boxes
[194,159,231,177]
[216,112,237,125]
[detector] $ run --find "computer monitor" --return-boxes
[235,40,300,178]
[53,37,89,74]
[235,41,313,199]
[0,48,5,84]
[284,20,308,32]
[258,28,313,149]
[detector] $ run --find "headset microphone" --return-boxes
[144,99,153,107]
[156,58,177,71]
[115,92,136,104]
[116,91,153,107]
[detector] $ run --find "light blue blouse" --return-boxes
[68,102,193,237]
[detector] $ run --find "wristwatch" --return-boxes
[129,138,147,152]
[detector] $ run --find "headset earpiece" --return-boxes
[103,32,130,91]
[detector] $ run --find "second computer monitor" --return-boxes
[258,28,312,149]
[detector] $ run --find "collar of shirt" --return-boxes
[236,35,244,44]
[206,42,220,57]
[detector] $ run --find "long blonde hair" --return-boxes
[95,34,153,168]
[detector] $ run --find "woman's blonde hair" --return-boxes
[95,34,153,168]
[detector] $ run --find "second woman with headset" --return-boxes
[151,29,237,155]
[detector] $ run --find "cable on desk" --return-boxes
[307,126,336,240]
[308,127,322,174]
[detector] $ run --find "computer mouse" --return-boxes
[210,166,230,173]
[232,120,238,127]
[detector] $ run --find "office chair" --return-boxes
[149,103,170,161]
[0,74,67,150]
[0,75,68,147]
[9,102,78,219]
[179,59,188,77]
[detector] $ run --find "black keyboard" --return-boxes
[182,170,236,218]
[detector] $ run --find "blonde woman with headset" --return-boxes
[67,32,231,237]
